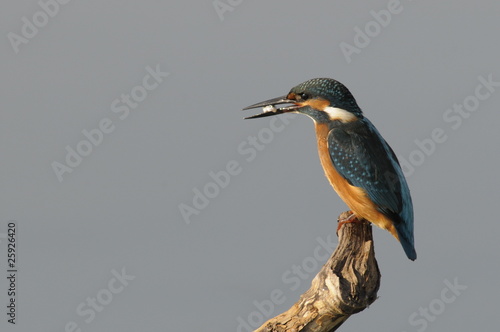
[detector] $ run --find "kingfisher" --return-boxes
[243,78,416,260]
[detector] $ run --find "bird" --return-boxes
[242,78,416,260]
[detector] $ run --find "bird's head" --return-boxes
[243,78,363,123]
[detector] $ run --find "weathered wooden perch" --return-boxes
[255,212,381,332]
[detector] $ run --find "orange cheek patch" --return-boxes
[303,98,330,110]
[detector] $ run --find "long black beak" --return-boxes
[242,95,299,119]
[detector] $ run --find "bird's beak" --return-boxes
[242,95,300,119]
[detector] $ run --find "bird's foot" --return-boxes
[336,211,361,235]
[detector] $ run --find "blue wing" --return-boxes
[328,118,415,259]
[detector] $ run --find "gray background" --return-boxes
[1,0,499,331]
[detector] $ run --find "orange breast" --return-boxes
[315,123,399,240]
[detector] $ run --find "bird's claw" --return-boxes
[336,211,360,235]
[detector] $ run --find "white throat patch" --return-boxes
[323,106,357,122]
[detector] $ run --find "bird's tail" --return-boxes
[394,223,416,261]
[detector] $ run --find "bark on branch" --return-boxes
[255,212,381,332]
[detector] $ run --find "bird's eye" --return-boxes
[298,93,309,100]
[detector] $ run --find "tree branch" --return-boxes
[255,212,380,332]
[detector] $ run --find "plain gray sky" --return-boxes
[1,1,499,331]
